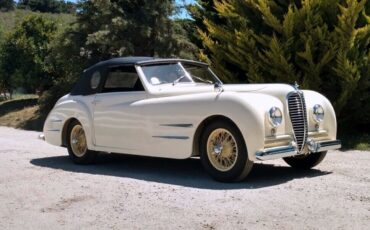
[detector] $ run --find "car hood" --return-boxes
[150,83,297,102]
[222,83,296,101]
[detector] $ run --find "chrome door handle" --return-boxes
[92,100,101,105]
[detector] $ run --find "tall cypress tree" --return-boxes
[191,0,370,130]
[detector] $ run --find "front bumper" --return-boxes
[256,139,341,161]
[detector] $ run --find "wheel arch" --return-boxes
[191,115,246,157]
[61,117,79,147]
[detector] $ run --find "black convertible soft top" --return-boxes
[70,56,208,95]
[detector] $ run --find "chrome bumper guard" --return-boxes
[256,139,341,161]
[38,134,45,141]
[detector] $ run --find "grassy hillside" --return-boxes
[0,95,45,131]
[0,9,74,33]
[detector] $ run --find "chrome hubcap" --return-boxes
[207,128,238,172]
[70,124,87,157]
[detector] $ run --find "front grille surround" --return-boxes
[287,91,308,153]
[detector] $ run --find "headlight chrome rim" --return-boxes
[268,107,283,127]
[312,104,324,123]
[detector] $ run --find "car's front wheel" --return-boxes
[200,120,253,182]
[67,120,97,164]
[283,151,327,169]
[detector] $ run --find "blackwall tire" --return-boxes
[283,151,327,169]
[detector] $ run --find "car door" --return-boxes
[93,65,147,151]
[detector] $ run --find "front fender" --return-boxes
[139,91,283,161]
[302,90,337,140]
[208,92,284,161]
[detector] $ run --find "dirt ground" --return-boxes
[0,127,369,230]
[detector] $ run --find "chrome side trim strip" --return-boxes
[47,129,60,132]
[159,124,193,128]
[50,119,62,122]
[152,135,189,140]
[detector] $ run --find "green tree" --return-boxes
[37,0,197,113]
[17,0,75,13]
[0,15,58,95]
[70,0,193,65]
[192,0,370,130]
[0,0,14,11]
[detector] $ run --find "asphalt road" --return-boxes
[0,127,369,229]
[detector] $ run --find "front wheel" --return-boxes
[283,151,327,169]
[67,120,97,164]
[200,121,253,182]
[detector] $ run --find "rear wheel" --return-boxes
[200,120,253,182]
[283,151,327,169]
[67,120,97,164]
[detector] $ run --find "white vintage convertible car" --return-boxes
[43,57,341,182]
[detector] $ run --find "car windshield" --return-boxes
[141,62,221,85]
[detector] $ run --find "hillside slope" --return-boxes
[0,9,74,33]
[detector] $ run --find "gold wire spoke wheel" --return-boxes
[70,124,87,157]
[206,128,238,172]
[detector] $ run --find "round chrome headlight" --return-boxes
[312,104,324,123]
[268,107,283,127]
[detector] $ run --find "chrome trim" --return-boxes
[38,134,45,140]
[256,139,341,161]
[159,124,193,128]
[256,145,298,160]
[137,59,208,67]
[307,139,341,152]
[293,81,300,90]
[268,107,283,127]
[152,135,189,140]
[287,91,308,153]
[50,119,62,122]
[312,104,324,123]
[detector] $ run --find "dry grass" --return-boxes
[340,133,370,151]
[0,97,45,131]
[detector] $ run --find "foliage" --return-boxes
[0,15,58,95]
[37,0,197,114]
[0,9,74,33]
[17,0,76,13]
[191,0,370,131]
[0,0,14,11]
[70,0,194,64]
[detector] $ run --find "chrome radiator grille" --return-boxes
[287,92,308,152]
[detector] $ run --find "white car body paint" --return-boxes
[43,61,338,162]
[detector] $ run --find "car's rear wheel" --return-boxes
[200,120,253,182]
[283,151,327,169]
[67,120,97,164]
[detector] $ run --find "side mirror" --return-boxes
[214,82,224,92]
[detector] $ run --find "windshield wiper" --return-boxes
[172,75,187,85]
[191,75,213,84]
